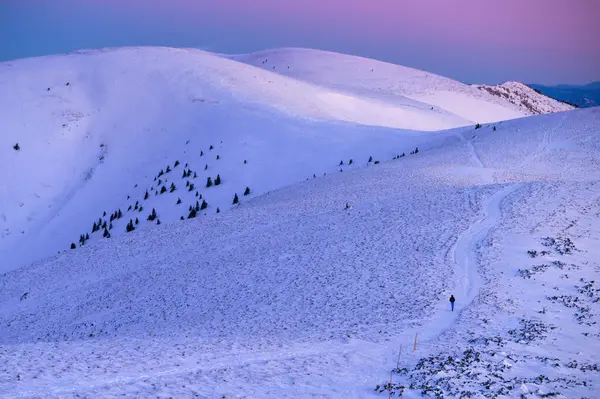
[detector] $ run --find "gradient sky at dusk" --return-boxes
[1,0,598,85]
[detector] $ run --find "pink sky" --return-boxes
[3,0,599,84]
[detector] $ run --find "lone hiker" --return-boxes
[449,295,456,311]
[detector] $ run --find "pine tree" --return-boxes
[368,156,373,162]
[70,243,76,249]
[232,193,239,204]
[166,166,171,173]
[174,160,180,167]
[158,169,164,177]
[118,209,123,219]
[200,199,208,210]
[170,183,176,192]
[126,220,135,232]
[244,186,250,196]
[102,221,107,230]
[180,216,185,220]
[109,223,113,230]
[189,183,195,192]
[103,228,109,238]
[13,143,20,151]
[200,150,204,156]
[103,211,106,217]
[144,190,149,200]
[216,155,220,160]
[339,160,344,166]
[182,170,187,179]
[193,171,197,178]
[156,219,161,225]
[110,214,115,222]
[188,208,197,219]
[206,177,213,187]
[195,200,200,212]
[160,185,167,194]
[176,198,182,204]
[414,147,419,154]
[349,159,353,165]
[244,160,247,164]
[216,207,220,213]
[209,145,213,150]
[148,208,157,221]
[92,222,98,232]
[139,206,143,212]
[374,161,380,164]
[135,218,139,225]
[204,164,208,170]
[215,175,221,185]
[128,205,132,211]
[493,126,497,131]
[158,179,162,186]
[475,123,481,129]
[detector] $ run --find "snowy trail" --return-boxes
[395,183,523,347]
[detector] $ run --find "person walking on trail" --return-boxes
[449,295,456,311]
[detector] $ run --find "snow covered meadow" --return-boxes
[0,47,598,398]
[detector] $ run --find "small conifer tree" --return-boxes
[188,208,197,219]
[216,207,220,213]
[189,183,195,192]
[204,164,208,170]
[156,219,161,225]
[368,156,373,162]
[200,151,204,156]
[126,220,135,232]
[209,145,213,150]
[170,183,176,192]
[174,160,180,167]
[206,177,213,187]
[135,218,139,225]
[166,166,171,173]
[193,171,197,178]
[349,159,353,165]
[200,199,208,210]
[216,155,220,160]
[215,175,221,185]
[144,190,149,200]
[118,209,123,219]
[71,243,76,249]
[244,160,247,164]
[233,193,239,204]
[13,143,20,151]
[160,185,167,194]
[244,186,250,196]
[177,198,182,204]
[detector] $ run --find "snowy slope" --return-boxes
[0,46,544,272]
[475,81,575,114]
[232,48,537,124]
[1,108,599,398]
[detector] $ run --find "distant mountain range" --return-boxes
[528,82,600,108]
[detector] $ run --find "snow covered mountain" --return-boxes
[232,48,566,123]
[475,81,574,114]
[1,46,599,398]
[1,106,599,398]
[0,46,557,272]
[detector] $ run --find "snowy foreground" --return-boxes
[0,48,599,398]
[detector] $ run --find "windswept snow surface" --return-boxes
[1,103,600,398]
